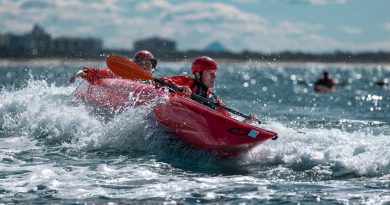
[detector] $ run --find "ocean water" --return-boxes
[0,60,389,204]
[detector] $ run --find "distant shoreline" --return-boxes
[1,58,390,67]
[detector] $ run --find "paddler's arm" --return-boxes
[159,84,192,96]
[154,76,194,96]
[69,69,87,83]
[243,113,258,124]
[178,85,192,96]
[69,67,116,84]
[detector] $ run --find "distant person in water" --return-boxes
[314,70,336,93]
[376,78,389,88]
[69,50,157,84]
[158,56,258,123]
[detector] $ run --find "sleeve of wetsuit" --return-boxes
[81,67,116,84]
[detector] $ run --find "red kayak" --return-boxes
[72,78,278,157]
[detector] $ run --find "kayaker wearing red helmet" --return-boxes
[160,56,257,123]
[132,50,157,74]
[159,56,217,98]
[69,50,157,84]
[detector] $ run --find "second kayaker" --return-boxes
[69,50,157,84]
[159,56,258,123]
[314,70,337,93]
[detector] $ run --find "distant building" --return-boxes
[133,37,176,58]
[25,25,51,56]
[0,33,27,57]
[0,25,51,57]
[0,33,23,49]
[0,24,102,58]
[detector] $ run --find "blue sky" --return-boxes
[0,0,389,53]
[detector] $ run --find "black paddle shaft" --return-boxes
[153,78,262,124]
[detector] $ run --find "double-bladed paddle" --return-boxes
[106,55,262,124]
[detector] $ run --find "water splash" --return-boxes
[243,120,390,178]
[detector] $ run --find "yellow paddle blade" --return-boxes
[106,55,154,81]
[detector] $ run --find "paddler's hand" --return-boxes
[69,70,87,83]
[243,113,258,124]
[179,86,192,97]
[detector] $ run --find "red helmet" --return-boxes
[191,56,218,75]
[133,50,157,68]
[133,50,154,61]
